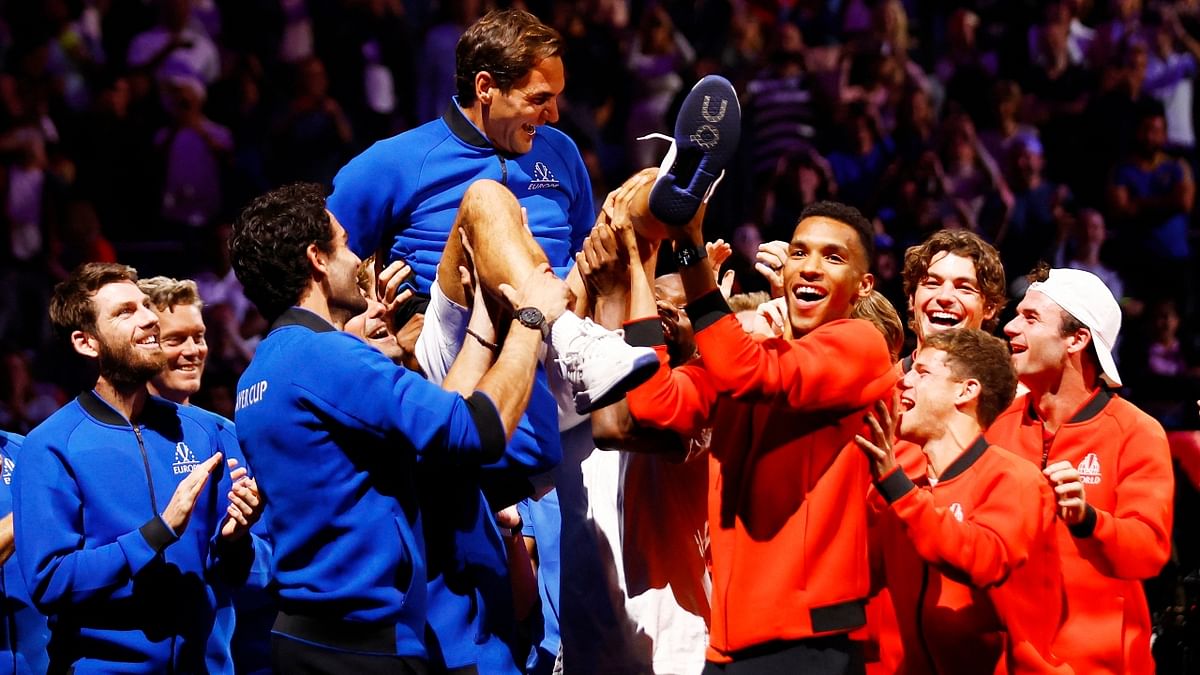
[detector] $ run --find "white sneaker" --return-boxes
[550,315,660,415]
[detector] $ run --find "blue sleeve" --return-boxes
[481,368,561,476]
[329,141,412,259]
[566,146,595,264]
[301,334,505,464]
[204,419,258,586]
[14,435,178,613]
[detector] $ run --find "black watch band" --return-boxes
[674,241,708,268]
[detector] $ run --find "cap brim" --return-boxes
[1093,336,1122,387]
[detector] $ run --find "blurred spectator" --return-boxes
[0,347,62,434]
[978,80,1039,166]
[267,56,353,186]
[416,0,481,124]
[759,144,837,241]
[625,5,695,169]
[322,0,414,141]
[936,112,1008,230]
[48,198,117,282]
[154,62,232,241]
[1108,100,1194,305]
[991,134,1071,289]
[1027,0,1095,68]
[1062,207,1128,308]
[126,0,220,84]
[891,83,935,162]
[1023,14,1092,189]
[1091,0,1143,69]
[827,102,894,208]
[1143,7,1200,152]
[742,22,822,180]
[936,8,999,123]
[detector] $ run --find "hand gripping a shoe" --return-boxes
[647,74,742,227]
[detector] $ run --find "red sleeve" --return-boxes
[1070,415,1174,579]
[623,317,718,439]
[687,292,895,411]
[875,459,1051,589]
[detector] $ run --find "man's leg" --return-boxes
[430,179,658,415]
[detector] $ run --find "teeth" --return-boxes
[794,286,825,300]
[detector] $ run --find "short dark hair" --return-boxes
[455,9,563,105]
[230,183,334,321]
[903,229,1007,331]
[925,328,1017,427]
[50,262,140,337]
[797,200,875,268]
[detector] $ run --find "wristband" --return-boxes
[465,327,499,352]
[500,518,524,538]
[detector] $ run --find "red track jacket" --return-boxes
[986,389,1173,675]
[870,436,1071,674]
[624,292,897,662]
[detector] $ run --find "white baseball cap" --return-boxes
[1027,268,1122,387]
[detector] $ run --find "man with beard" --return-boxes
[230,182,570,672]
[13,262,263,673]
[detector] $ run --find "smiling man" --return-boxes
[988,265,1173,674]
[139,277,208,405]
[13,262,262,673]
[854,328,1068,673]
[625,201,897,673]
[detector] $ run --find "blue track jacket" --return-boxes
[0,431,49,674]
[232,308,507,659]
[328,98,594,291]
[13,393,256,673]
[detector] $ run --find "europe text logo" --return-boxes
[529,162,560,190]
[173,442,199,475]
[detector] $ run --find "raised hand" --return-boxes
[161,453,223,535]
[220,457,263,540]
[854,393,900,478]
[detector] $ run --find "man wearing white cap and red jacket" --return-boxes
[988,263,1174,674]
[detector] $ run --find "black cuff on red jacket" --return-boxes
[1068,504,1098,538]
[688,290,731,333]
[466,392,506,464]
[876,468,916,505]
[140,516,178,554]
[623,317,665,348]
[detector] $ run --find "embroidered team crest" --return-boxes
[172,442,199,475]
[1,456,13,485]
[529,162,560,190]
[948,502,964,522]
[1077,453,1102,485]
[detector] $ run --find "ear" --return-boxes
[475,71,495,105]
[71,330,99,359]
[306,243,329,281]
[956,377,982,409]
[1065,326,1092,356]
[857,271,875,301]
[981,302,999,323]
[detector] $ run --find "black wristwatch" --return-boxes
[515,307,550,338]
[674,240,708,268]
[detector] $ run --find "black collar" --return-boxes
[442,98,492,149]
[78,389,176,428]
[1024,387,1112,425]
[939,434,990,482]
[271,307,336,334]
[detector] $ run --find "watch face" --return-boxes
[517,307,545,328]
[678,248,694,265]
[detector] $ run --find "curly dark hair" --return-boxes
[902,229,1006,331]
[230,183,334,321]
[924,328,1017,428]
[455,9,563,105]
[797,200,876,268]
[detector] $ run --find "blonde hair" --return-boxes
[138,276,203,311]
[852,290,904,361]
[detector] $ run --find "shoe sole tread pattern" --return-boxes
[649,75,742,226]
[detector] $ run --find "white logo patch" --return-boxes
[172,442,199,475]
[529,162,560,190]
[948,503,964,522]
[1,456,13,485]
[1077,453,1102,485]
